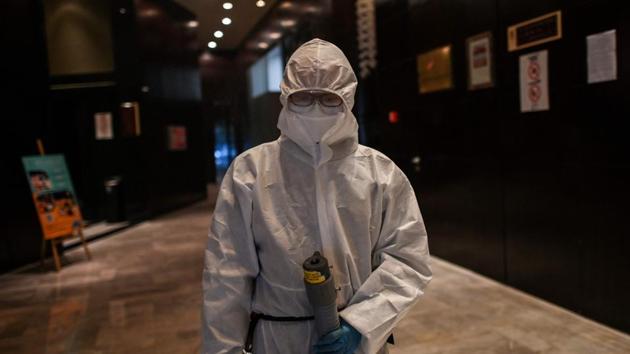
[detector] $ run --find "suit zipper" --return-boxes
[314,142,331,252]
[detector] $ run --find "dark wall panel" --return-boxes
[497,0,584,313]
[569,0,630,331]
[1,0,207,273]
[390,0,506,281]
[44,0,207,222]
[369,0,630,332]
[0,0,51,272]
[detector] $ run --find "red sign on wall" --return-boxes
[168,126,188,151]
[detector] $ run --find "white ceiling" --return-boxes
[174,0,277,50]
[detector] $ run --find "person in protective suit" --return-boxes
[202,38,432,354]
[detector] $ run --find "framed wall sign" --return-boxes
[466,32,495,90]
[94,112,113,140]
[417,45,453,94]
[508,11,562,52]
[587,29,617,84]
[519,50,549,112]
[168,126,188,151]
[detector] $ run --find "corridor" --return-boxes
[1,201,628,354]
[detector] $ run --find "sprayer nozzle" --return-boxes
[303,251,330,278]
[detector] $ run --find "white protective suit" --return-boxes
[202,38,432,354]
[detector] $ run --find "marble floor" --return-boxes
[0,201,628,354]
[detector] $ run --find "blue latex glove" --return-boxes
[313,319,361,354]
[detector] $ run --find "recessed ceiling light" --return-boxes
[200,52,213,62]
[140,9,159,17]
[280,19,296,27]
[305,5,321,14]
[186,20,198,28]
[256,0,266,8]
[208,41,217,49]
[258,42,269,49]
[269,32,282,39]
[214,30,224,38]
[222,17,232,25]
[223,2,233,10]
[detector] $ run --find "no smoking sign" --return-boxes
[520,50,549,112]
[528,61,540,80]
[528,84,541,102]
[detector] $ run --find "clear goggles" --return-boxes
[288,90,344,108]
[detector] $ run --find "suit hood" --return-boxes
[277,38,359,166]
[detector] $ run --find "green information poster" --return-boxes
[22,154,82,239]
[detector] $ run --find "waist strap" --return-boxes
[257,312,315,322]
[244,312,314,353]
[242,312,394,353]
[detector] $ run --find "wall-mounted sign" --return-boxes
[508,11,562,52]
[168,126,188,151]
[466,32,494,90]
[356,0,378,78]
[22,155,83,239]
[520,50,549,112]
[94,112,113,140]
[417,45,453,94]
[587,29,617,84]
[120,102,141,137]
[388,111,399,124]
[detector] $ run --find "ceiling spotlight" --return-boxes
[269,32,282,39]
[200,52,213,62]
[223,2,233,10]
[280,19,296,28]
[186,20,198,28]
[256,0,266,8]
[208,41,217,49]
[280,2,293,9]
[258,42,269,49]
[305,5,320,14]
[140,8,159,17]
[214,30,224,38]
[222,17,232,25]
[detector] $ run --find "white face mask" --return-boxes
[289,103,344,144]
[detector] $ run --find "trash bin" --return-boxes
[104,176,125,222]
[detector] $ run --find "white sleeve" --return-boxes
[201,162,259,354]
[340,168,432,354]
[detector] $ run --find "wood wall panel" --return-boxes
[368,0,630,331]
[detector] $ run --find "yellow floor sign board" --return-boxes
[22,154,82,240]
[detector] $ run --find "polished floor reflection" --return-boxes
[0,201,628,353]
